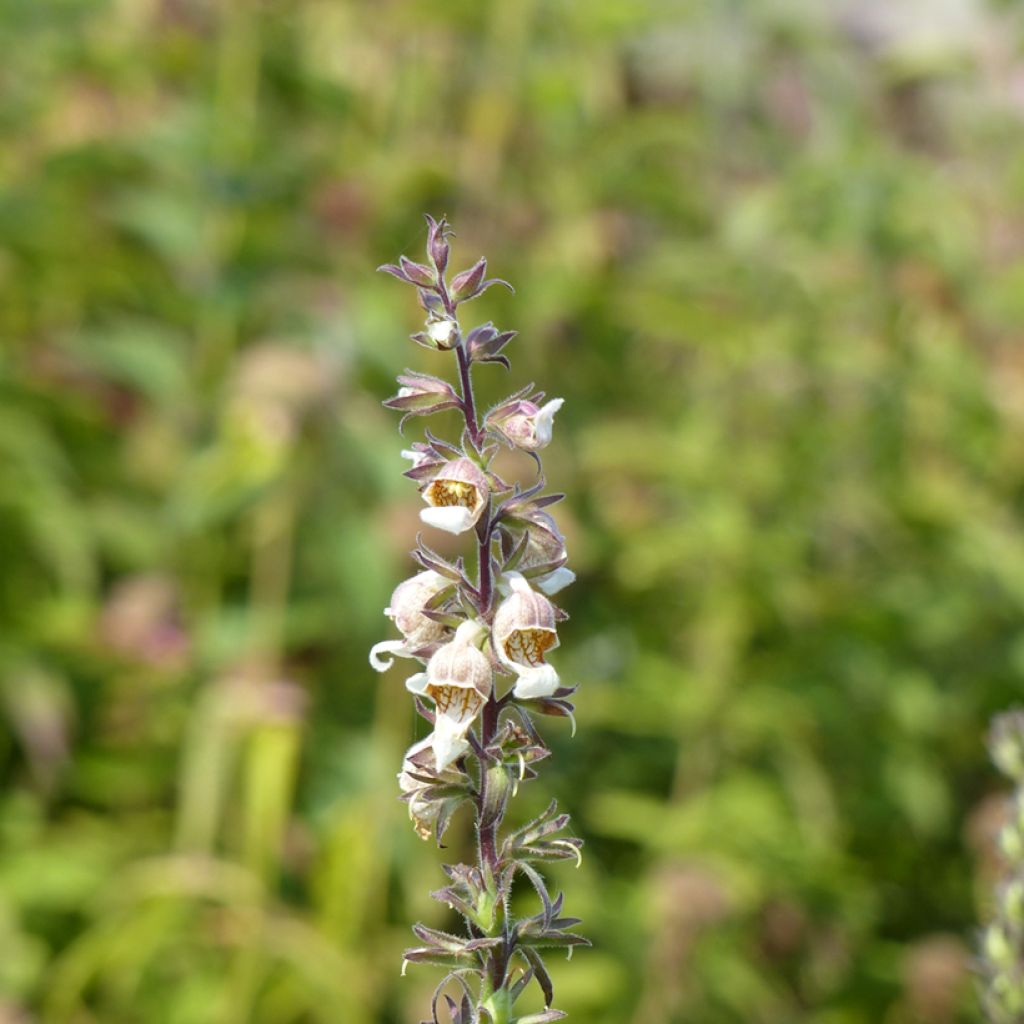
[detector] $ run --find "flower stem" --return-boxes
[446,292,510,1006]
[440,270,483,447]
[456,338,482,446]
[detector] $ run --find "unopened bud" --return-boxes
[426,214,450,273]
[451,258,487,301]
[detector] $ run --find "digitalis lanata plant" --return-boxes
[371,217,585,1024]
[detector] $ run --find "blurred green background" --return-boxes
[3,0,1024,1021]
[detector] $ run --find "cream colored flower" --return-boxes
[427,318,457,347]
[369,570,452,671]
[405,620,493,770]
[501,509,576,596]
[491,398,564,451]
[420,458,489,535]
[492,572,560,699]
[398,736,443,841]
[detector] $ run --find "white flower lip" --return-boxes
[429,719,472,773]
[511,663,561,700]
[533,398,564,448]
[369,639,409,672]
[537,566,575,595]
[405,671,430,697]
[387,570,449,638]
[420,505,478,534]
[498,565,575,598]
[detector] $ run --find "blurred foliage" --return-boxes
[1,0,1024,1021]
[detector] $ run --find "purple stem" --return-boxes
[457,343,482,445]
[440,271,509,992]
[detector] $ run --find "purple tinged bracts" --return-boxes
[425,214,450,274]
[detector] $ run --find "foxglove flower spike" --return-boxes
[375,219,581,1020]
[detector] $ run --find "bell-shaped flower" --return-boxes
[492,573,561,699]
[405,621,493,770]
[369,570,452,671]
[398,736,440,840]
[489,397,564,451]
[420,458,489,535]
[502,509,575,596]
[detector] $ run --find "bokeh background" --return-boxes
[3,0,1024,1021]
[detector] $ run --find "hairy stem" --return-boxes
[456,341,482,446]
[446,295,511,1008]
[441,271,483,447]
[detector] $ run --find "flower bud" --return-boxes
[488,397,564,451]
[451,258,487,301]
[465,322,515,366]
[406,621,493,770]
[421,458,490,535]
[369,571,452,671]
[425,214,450,274]
[383,372,458,418]
[426,317,459,350]
[399,256,435,288]
[492,573,561,699]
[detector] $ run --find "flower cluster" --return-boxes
[372,217,585,1024]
